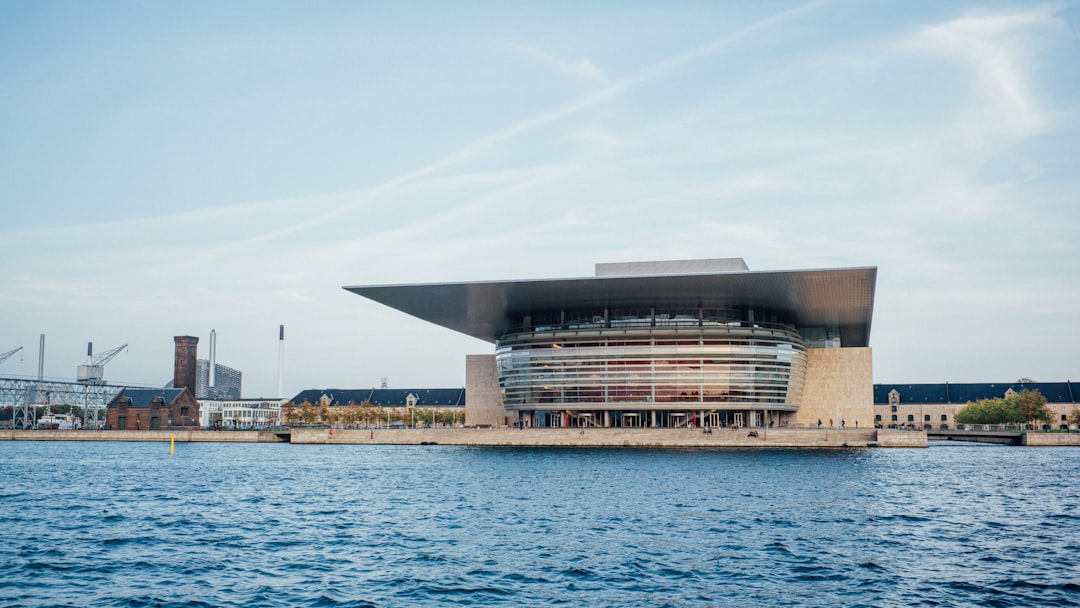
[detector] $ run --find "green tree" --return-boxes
[341,404,360,428]
[436,408,464,427]
[360,403,375,427]
[388,407,404,425]
[416,408,435,427]
[955,398,1009,424]
[299,402,318,425]
[1016,390,1051,427]
[281,402,300,426]
[323,406,342,428]
[954,390,1050,427]
[1068,409,1080,429]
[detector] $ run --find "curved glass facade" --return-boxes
[496,310,807,416]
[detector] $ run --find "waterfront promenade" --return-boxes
[0,429,287,443]
[0,427,930,447]
[293,427,925,447]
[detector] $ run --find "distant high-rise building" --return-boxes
[196,359,242,400]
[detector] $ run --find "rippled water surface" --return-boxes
[2,441,1079,607]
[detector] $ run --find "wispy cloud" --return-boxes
[908,4,1064,136]
[222,1,827,247]
[499,41,608,83]
[3,2,828,256]
[570,127,624,150]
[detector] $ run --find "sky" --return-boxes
[1,1,1078,397]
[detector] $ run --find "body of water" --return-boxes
[1,441,1078,607]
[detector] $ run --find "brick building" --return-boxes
[105,334,202,430]
[106,387,200,430]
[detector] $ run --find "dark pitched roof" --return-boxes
[289,389,373,406]
[367,389,465,406]
[874,382,1078,405]
[108,388,188,408]
[288,388,466,407]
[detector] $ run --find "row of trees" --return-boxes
[280,401,465,428]
[954,389,1058,426]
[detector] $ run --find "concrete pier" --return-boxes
[0,429,287,443]
[0,427,928,447]
[1022,432,1080,446]
[291,427,925,448]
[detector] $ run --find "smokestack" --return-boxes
[277,325,284,399]
[37,334,45,381]
[173,336,199,394]
[209,329,217,388]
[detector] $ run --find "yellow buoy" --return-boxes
[170,434,175,455]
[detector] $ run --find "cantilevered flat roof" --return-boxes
[344,264,877,347]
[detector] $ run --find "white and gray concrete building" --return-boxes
[198,398,283,429]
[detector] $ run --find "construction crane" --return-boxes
[0,346,22,366]
[77,342,128,385]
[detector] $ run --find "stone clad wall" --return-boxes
[875,429,928,447]
[0,430,284,442]
[465,354,507,427]
[1023,433,1080,446]
[794,347,874,429]
[291,427,894,447]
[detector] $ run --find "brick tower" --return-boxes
[173,335,199,394]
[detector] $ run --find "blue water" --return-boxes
[1,442,1079,607]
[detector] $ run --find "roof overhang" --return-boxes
[344,266,877,347]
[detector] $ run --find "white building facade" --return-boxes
[198,398,284,429]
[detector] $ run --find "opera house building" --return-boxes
[346,258,877,429]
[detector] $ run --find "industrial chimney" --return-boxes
[173,336,199,394]
[37,334,45,381]
[277,325,284,399]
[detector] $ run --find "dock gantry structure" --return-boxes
[0,377,151,429]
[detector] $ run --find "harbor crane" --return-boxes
[0,346,22,366]
[77,342,127,385]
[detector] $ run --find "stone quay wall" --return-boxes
[0,428,931,447]
[875,429,929,447]
[0,430,286,443]
[291,427,927,448]
[1022,433,1080,446]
